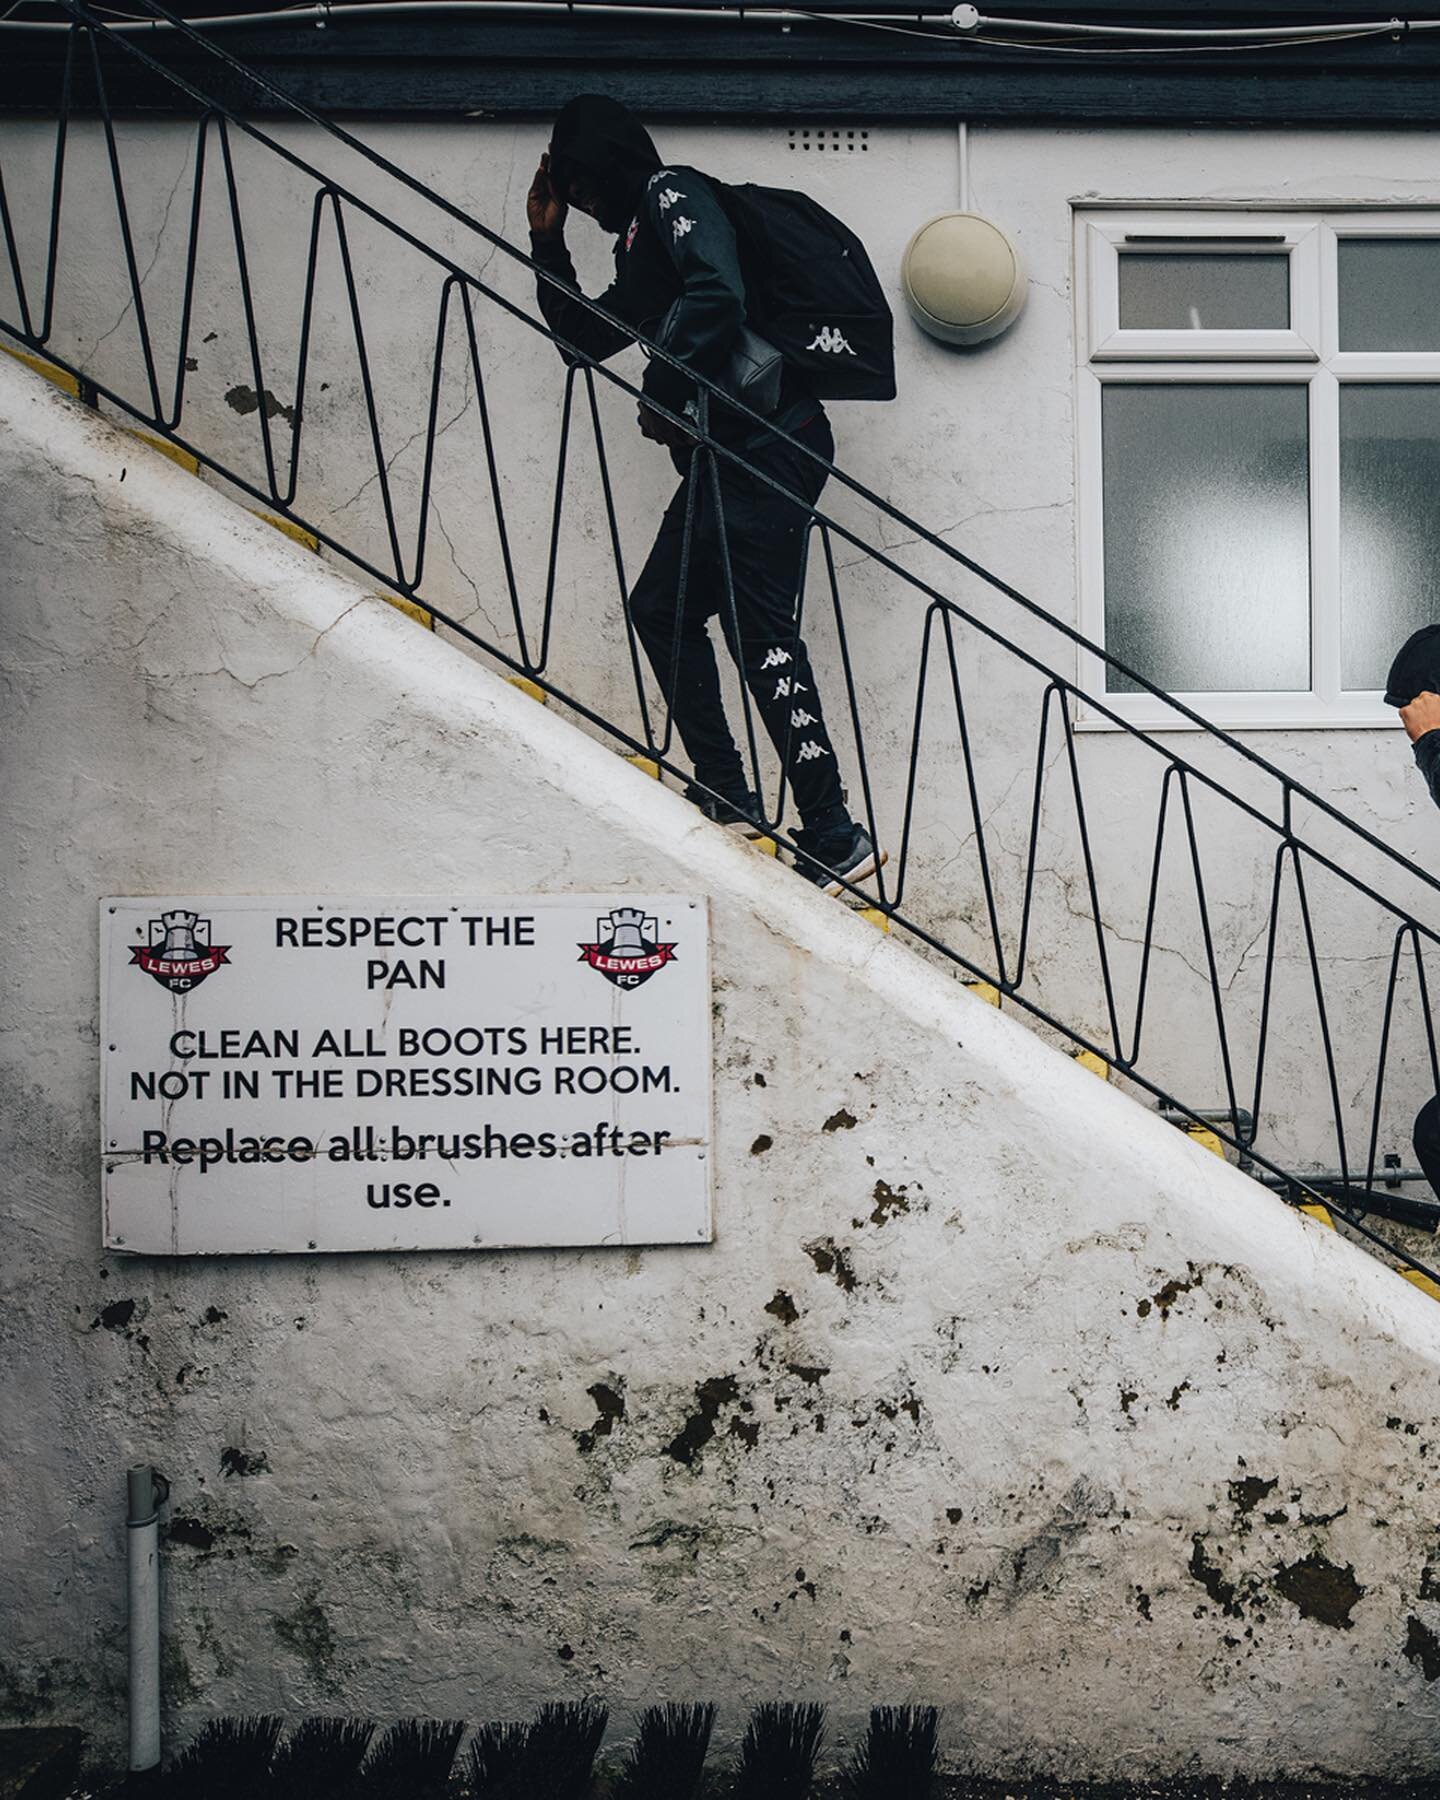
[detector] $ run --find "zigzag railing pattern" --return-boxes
[5,0,1440,1282]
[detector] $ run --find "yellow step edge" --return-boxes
[2,344,80,398]
[627,755,660,780]
[965,980,1001,1008]
[507,676,547,704]
[1400,1267,1440,1302]
[1186,1125,1226,1159]
[856,907,890,933]
[1298,1201,1336,1231]
[127,429,199,475]
[376,592,434,631]
[251,511,320,553]
[1073,1049,1110,1082]
[753,837,778,858]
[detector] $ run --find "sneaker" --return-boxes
[793,822,887,896]
[683,781,767,839]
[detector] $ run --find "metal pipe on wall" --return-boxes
[127,1465,167,1776]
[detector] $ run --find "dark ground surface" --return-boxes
[707,1780,1440,1799]
[928,1786,1440,1800]
[63,1779,1440,1799]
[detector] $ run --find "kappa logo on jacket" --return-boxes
[806,325,856,356]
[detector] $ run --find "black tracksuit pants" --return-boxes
[627,412,849,832]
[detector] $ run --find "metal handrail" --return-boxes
[6,0,1440,1288]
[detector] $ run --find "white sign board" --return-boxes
[101,895,712,1255]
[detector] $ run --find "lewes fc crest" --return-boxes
[130,909,231,993]
[578,907,677,990]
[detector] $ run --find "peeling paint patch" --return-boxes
[1137,1264,1203,1321]
[1404,1615,1440,1680]
[95,1298,136,1331]
[875,1390,922,1425]
[225,383,297,427]
[1188,1537,1243,1618]
[575,1380,625,1454]
[220,1446,269,1478]
[1230,1474,1278,1516]
[804,1237,858,1293]
[664,1374,740,1466]
[1272,1552,1365,1629]
[764,1290,799,1325]
[165,1517,216,1552]
[785,1362,829,1387]
[867,1179,910,1226]
[822,1107,856,1131]
[750,1134,773,1155]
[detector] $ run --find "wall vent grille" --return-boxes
[787,127,869,152]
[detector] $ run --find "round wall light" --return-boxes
[901,211,1027,347]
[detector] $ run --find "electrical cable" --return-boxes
[796,10,1414,54]
[981,9,1422,38]
[3,0,1440,46]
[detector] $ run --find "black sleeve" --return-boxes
[530,231,636,367]
[640,169,747,415]
[1414,729,1440,813]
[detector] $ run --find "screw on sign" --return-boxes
[577,908,677,990]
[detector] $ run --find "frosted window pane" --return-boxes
[1117,254,1290,331]
[1338,240,1440,352]
[1102,385,1310,694]
[1339,385,1440,689]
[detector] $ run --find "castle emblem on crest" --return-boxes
[130,909,231,993]
[578,907,677,990]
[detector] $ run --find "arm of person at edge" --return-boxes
[526,154,635,368]
[639,167,747,442]
[1400,691,1440,812]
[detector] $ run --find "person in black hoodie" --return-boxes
[1385,622,1440,1194]
[525,94,882,895]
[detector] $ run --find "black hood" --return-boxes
[1384,623,1440,707]
[549,94,662,232]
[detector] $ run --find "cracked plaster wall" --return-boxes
[4,120,1440,1176]
[5,358,1440,1780]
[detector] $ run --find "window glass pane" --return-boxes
[1340,384,1440,689]
[1102,385,1310,694]
[1338,239,1440,352]
[1117,253,1290,331]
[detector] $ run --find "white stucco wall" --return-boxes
[6,357,1440,1781]
[5,112,1440,1188]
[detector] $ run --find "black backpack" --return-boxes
[717,181,896,403]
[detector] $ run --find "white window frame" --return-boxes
[1085,210,1323,362]
[1074,206,1440,732]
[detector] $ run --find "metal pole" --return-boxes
[126,1465,166,1776]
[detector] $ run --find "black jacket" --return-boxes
[531,165,815,445]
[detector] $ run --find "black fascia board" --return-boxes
[5,4,1440,121]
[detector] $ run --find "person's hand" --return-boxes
[1401,691,1440,743]
[527,153,567,240]
[637,402,694,449]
